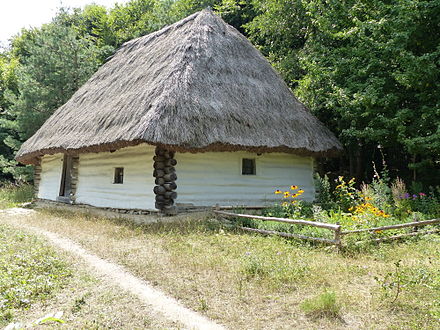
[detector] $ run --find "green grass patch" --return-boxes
[0,184,34,209]
[0,224,71,326]
[300,290,341,319]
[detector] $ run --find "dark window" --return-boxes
[242,159,256,175]
[114,167,124,184]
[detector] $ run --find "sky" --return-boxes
[0,0,130,46]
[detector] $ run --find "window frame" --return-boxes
[241,158,256,175]
[113,167,124,184]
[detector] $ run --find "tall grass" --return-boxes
[0,184,34,209]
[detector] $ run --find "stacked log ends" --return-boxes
[153,147,178,215]
[33,158,42,198]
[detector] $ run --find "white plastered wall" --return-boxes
[175,151,315,207]
[38,154,64,201]
[75,144,155,210]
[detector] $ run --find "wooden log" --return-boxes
[164,166,175,174]
[163,182,177,191]
[334,222,342,249]
[153,169,165,178]
[356,229,440,244]
[165,159,177,166]
[153,155,166,162]
[240,227,337,245]
[153,162,165,169]
[341,218,440,235]
[163,151,175,159]
[164,191,177,199]
[155,148,165,156]
[212,205,267,210]
[163,173,177,181]
[163,205,178,215]
[163,199,174,206]
[155,177,165,185]
[214,210,340,231]
[153,186,166,195]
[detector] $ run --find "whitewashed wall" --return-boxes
[38,154,63,201]
[38,146,315,210]
[75,144,155,209]
[175,152,315,207]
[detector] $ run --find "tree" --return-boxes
[1,22,103,180]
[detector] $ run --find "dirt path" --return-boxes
[1,208,226,330]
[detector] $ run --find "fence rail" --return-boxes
[213,209,342,247]
[214,209,440,248]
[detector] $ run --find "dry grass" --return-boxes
[2,208,440,329]
[0,222,182,329]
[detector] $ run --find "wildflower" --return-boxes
[348,178,355,184]
[297,189,304,194]
[275,190,282,194]
[290,185,298,190]
[365,196,372,201]
[419,192,426,197]
[283,192,290,198]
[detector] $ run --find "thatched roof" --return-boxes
[17,9,342,165]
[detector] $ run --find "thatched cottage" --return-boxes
[16,9,341,214]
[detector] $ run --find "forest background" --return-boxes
[0,0,438,190]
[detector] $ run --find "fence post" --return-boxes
[334,222,342,250]
[214,203,220,220]
[412,213,419,232]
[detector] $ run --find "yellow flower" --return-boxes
[274,190,282,194]
[348,178,355,184]
[290,185,298,190]
[297,189,304,195]
[365,196,372,201]
[283,192,290,198]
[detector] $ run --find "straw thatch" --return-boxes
[16,9,342,165]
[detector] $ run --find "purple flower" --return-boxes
[400,193,410,199]
[412,194,418,199]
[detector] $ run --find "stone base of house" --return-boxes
[34,199,212,225]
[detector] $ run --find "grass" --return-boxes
[2,208,439,329]
[0,224,71,325]
[0,222,183,329]
[0,184,34,209]
[300,290,341,319]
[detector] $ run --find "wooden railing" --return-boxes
[214,208,440,248]
[213,210,342,247]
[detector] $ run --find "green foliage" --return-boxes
[300,290,341,318]
[0,184,34,209]
[0,225,71,325]
[1,0,439,187]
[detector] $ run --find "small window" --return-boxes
[113,167,124,184]
[242,158,256,175]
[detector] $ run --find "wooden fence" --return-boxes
[213,209,440,248]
